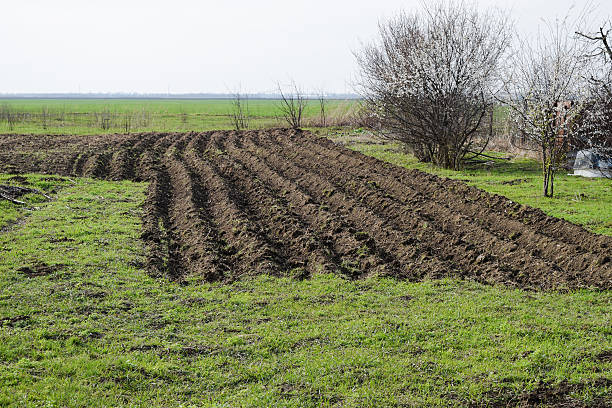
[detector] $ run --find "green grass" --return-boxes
[0,175,610,407]
[0,198,21,231]
[329,130,612,236]
[0,175,72,231]
[0,99,357,135]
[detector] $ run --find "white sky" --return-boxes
[1,0,609,94]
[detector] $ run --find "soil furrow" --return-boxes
[159,135,226,281]
[181,132,287,278]
[311,135,611,254]
[109,134,141,180]
[82,152,112,178]
[138,134,186,279]
[140,164,173,279]
[241,131,453,281]
[206,131,380,278]
[274,132,611,288]
[219,132,407,278]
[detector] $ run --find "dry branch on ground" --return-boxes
[0,184,52,204]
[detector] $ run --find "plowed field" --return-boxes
[1,129,610,290]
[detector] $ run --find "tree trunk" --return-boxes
[542,147,548,197]
[550,169,554,197]
[541,145,555,197]
[542,162,555,197]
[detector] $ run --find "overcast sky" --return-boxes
[1,0,609,94]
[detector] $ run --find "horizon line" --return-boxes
[0,92,361,100]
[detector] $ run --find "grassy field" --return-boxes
[325,129,612,237]
[0,99,357,135]
[0,174,610,407]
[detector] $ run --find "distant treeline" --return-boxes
[0,93,361,100]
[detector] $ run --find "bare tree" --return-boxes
[4,106,17,131]
[577,19,612,94]
[574,20,612,178]
[318,90,327,127]
[277,80,307,129]
[230,90,250,131]
[41,106,49,130]
[503,17,589,197]
[354,1,511,170]
[123,112,132,134]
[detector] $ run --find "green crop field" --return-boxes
[0,99,358,135]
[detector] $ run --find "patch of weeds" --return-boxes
[356,245,370,258]
[354,231,369,241]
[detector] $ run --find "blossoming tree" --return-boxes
[354,1,511,170]
[503,19,588,197]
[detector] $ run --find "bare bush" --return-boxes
[354,1,511,170]
[230,91,250,131]
[277,80,307,129]
[1,105,18,131]
[41,107,49,130]
[123,112,132,134]
[318,91,327,127]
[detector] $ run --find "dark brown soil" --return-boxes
[0,315,30,328]
[18,262,64,277]
[479,378,612,408]
[1,129,610,290]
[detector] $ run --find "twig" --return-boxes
[0,192,26,205]
[0,185,53,202]
[466,151,512,160]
